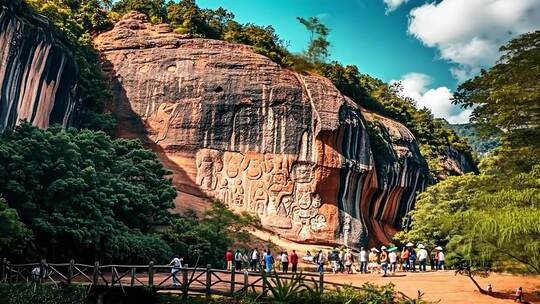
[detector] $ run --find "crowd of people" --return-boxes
[221,243,446,276]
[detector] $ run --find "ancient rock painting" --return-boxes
[195,148,327,238]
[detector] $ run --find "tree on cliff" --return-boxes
[297,16,331,63]
[0,123,176,263]
[395,32,540,275]
[111,0,167,23]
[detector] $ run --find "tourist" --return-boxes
[431,248,438,271]
[290,250,299,273]
[344,249,354,274]
[225,249,233,270]
[242,250,250,270]
[437,248,445,270]
[264,250,274,273]
[281,251,289,273]
[401,248,409,272]
[234,249,243,270]
[303,250,313,263]
[316,250,326,273]
[388,248,397,273]
[408,248,417,272]
[368,248,379,273]
[380,246,389,276]
[250,248,259,272]
[168,255,183,286]
[338,249,345,273]
[487,283,493,294]
[330,249,339,274]
[514,287,523,302]
[417,244,428,272]
[359,247,368,274]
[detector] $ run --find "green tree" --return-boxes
[111,0,166,23]
[0,197,32,256]
[297,17,330,63]
[453,31,540,172]
[160,201,259,268]
[0,123,176,263]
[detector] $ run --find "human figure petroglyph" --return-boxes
[232,179,245,208]
[291,163,313,183]
[243,156,265,180]
[224,152,244,178]
[251,181,269,214]
[195,149,222,190]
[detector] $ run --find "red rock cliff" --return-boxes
[95,13,431,248]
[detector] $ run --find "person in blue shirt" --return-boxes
[264,249,274,273]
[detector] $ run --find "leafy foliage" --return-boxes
[160,201,259,268]
[297,17,330,63]
[0,284,87,304]
[446,123,500,156]
[0,198,31,256]
[396,31,540,277]
[0,123,176,263]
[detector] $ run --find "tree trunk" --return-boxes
[468,274,486,294]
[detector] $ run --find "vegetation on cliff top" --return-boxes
[395,32,540,277]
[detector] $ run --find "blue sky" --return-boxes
[196,0,539,123]
[198,0,452,89]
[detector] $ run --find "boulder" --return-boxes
[95,13,432,247]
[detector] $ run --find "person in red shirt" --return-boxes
[290,250,299,273]
[225,249,233,270]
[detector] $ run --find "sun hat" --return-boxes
[417,244,425,249]
[435,246,443,251]
[387,246,398,252]
[370,248,380,252]
[405,242,414,247]
[381,246,387,250]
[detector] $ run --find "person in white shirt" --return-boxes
[250,248,259,272]
[389,250,397,273]
[168,255,183,286]
[234,250,243,270]
[359,247,368,274]
[417,245,428,272]
[438,250,445,270]
[280,252,289,273]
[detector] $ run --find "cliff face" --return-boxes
[0,1,77,130]
[95,13,432,247]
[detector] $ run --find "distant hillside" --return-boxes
[447,123,500,156]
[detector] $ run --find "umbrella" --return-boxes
[435,246,443,251]
[387,246,398,252]
[405,242,414,247]
[417,244,425,249]
[370,248,380,252]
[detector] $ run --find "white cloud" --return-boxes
[408,0,540,81]
[384,0,410,13]
[391,73,471,124]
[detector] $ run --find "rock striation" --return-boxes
[94,12,438,247]
[0,0,78,130]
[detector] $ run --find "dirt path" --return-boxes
[324,271,540,304]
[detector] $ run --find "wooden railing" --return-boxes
[0,258,361,298]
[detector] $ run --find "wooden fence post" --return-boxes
[1,258,6,282]
[6,261,11,283]
[130,268,136,287]
[93,261,99,286]
[319,271,324,291]
[148,261,154,286]
[39,259,46,283]
[68,259,74,285]
[182,264,188,298]
[243,270,249,294]
[111,265,116,286]
[261,268,267,296]
[205,264,211,297]
[230,264,236,295]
